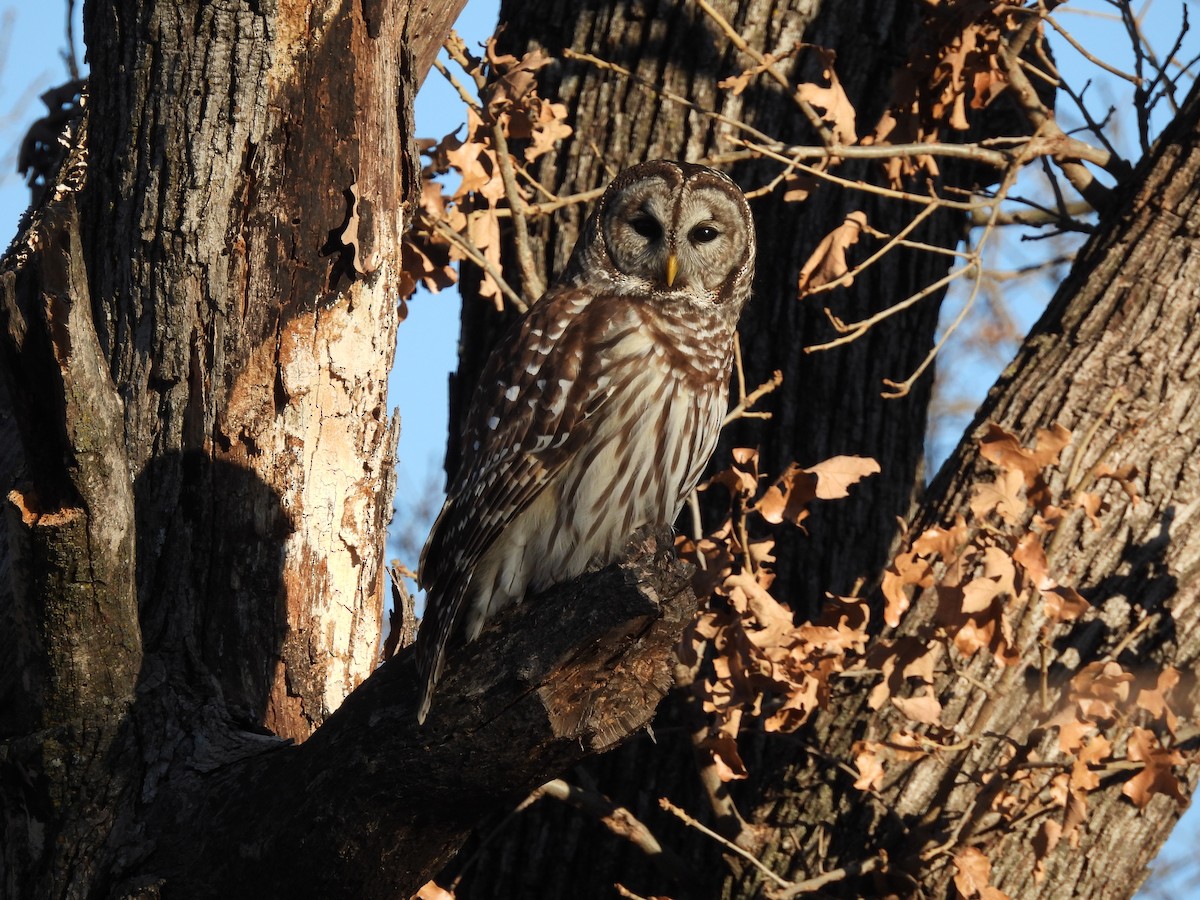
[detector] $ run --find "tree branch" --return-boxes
[141,526,698,900]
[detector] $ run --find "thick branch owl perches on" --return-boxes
[416,160,756,723]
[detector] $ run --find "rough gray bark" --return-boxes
[445,2,1200,899]
[885,79,1200,897]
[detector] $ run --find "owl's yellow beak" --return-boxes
[665,253,679,287]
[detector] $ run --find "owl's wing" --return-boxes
[415,285,640,719]
[421,288,612,586]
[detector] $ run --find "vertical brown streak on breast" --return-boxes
[668,392,694,483]
[559,424,623,538]
[654,386,681,513]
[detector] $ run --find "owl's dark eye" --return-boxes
[630,215,663,241]
[690,224,720,244]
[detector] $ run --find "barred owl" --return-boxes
[416,160,756,723]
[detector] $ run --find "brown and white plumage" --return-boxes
[416,160,756,722]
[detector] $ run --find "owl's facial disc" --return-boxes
[602,175,749,298]
[601,177,675,288]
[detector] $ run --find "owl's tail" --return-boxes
[413,577,466,724]
[415,652,443,725]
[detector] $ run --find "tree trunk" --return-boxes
[446,2,1200,899]
[79,0,415,745]
[447,0,964,895]
[0,0,607,896]
[719,74,1200,900]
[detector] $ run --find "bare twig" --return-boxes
[800,201,944,300]
[803,264,970,354]
[63,0,81,81]
[659,798,791,889]
[427,215,529,313]
[882,141,1030,397]
[437,37,547,299]
[880,262,982,399]
[432,58,484,113]
[732,138,991,212]
[514,161,561,202]
[723,369,783,426]
[1140,6,1191,123]
[1046,13,1142,84]
[997,41,1120,210]
[536,779,693,883]
[443,31,487,90]
[495,185,607,219]
[768,855,885,899]
[490,119,546,299]
[967,197,1094,229]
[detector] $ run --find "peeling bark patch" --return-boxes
[7,487,82,527]
[324,183,383,281]
[321,184,365,290]
[223,288,393,739]
[321,181,381,285]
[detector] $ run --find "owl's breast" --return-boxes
[461,297,733,640]
[538,351,727,584]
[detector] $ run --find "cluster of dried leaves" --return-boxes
[866,3,1019,184]
[715,2,1028,297]
[676,449,881,780]
[848,424,1188,896]
[400,34,573,310]
[672,424,1187,897]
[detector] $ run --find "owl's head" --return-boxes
[564,160,756,312]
